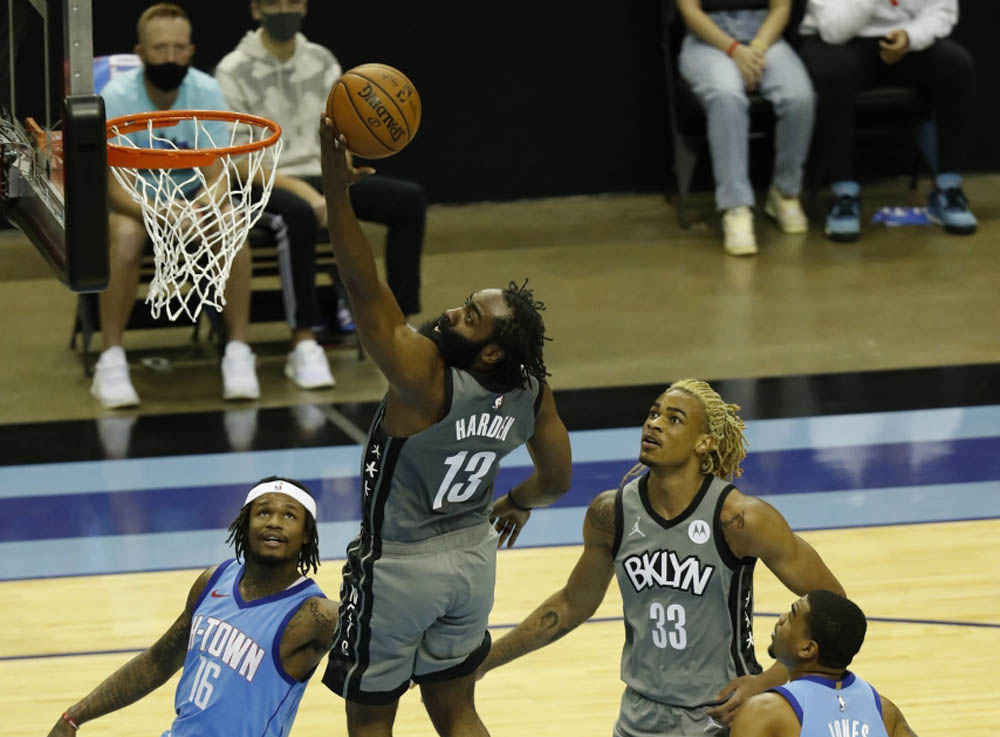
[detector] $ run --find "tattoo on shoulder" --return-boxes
[721,510,745,530]
[586,492,617,535]
[309,599,338,634]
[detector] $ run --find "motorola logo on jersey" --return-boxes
[621,548,716,595]
[187,614,265,682]
[688,519,711,544]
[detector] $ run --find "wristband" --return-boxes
[726,40,741,57]
[507,490,532,511]
[750,39,767,52]
[61,712,79,731]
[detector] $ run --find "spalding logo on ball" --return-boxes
[326,63,421,159]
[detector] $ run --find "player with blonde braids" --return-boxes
[667,378,748,479]
[479,379,845,736]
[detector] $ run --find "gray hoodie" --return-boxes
[215,29,342,177]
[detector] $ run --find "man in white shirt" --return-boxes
[798,0,976,242]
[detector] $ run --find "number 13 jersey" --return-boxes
[360,367,541,543]
[612,472,761,708]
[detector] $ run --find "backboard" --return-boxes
[0,0,108,292]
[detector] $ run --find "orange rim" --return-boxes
[106,110,282,169]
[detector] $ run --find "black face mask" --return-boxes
[417,314,493,371]
[261,11,304,42]
[144,62,189,92]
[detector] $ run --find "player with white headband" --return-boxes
[47,474,338,737]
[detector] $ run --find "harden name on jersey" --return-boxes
[622,548,716,595]
[454,411,516,442]
[187,614,266,682]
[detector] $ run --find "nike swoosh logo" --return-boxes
[210,590,228,598]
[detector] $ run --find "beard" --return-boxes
[417,314,492,370]
[767,642,775,658]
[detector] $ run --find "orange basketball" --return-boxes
[326,63,421,159]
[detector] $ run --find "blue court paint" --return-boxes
[3,435,998,542]
[3,405,999,498]
[2,484,998,580]
[3,405,999,579]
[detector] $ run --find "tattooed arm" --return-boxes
[280,596,340,681]
[48,566,215,735]
[480,489,617,674]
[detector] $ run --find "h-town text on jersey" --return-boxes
[187,615,266,682]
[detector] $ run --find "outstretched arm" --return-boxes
[491,384,572,547]
[480,490,616,674]
[318,117,444,409]
[47,567,215,735]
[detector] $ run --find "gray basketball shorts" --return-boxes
[322,523,498,705]
[613,687,729,737]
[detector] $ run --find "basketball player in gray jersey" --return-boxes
[317,121,572,736]
[479,379,844,735]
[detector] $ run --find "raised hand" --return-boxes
[318,116,375,192]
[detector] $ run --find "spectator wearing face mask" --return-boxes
[93,2,259,409]
[215,0,428,391]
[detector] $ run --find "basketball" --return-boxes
[326,63,421,159]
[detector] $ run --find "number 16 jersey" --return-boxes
[360,367,541,543]
[612,472,761,708]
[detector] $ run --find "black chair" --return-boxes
[660,0,935,227]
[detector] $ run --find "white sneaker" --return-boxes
[90,346,140,409]
[221,341,260,400]
[764,186,808,234]
[285,339,336,389]
[722,206,758,256]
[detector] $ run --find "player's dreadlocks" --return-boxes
[617,378,749,487]
[225,476,320,577]
[492,279,549,389]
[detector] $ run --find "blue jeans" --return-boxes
[678,11,815,211]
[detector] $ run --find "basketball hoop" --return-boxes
[106,110,283,321]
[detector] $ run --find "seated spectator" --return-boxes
[93,2,259,408]
[215,0,427,387]
[677,0,814,256]
[798,0,976,242]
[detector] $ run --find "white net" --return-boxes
[107,113,282,321]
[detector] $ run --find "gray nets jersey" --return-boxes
[612,472,761,708]
[359,368,542,543]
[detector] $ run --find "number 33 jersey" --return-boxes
[361,367,541,543]
[165,559,325,737]
[612,472,761,708]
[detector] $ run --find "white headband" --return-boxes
[244,479,317,520]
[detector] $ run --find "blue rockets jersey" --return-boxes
[164,559,325,737]
[770,672,890,737]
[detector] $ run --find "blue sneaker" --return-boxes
[927,186,977,235]
[335,296,356,333]
[825,182,861,243]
